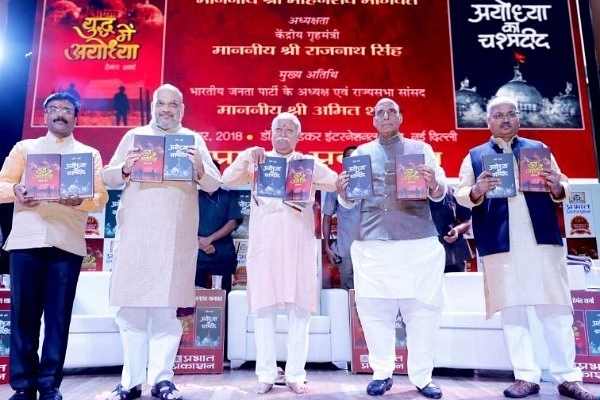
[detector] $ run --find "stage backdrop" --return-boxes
[21,0,597,178]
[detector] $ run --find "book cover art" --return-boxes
[60,153,94,198]
[131,135,165,182]
[482,153,516,198]
[163,134,194,180]
[395,154,427,200]
[519,147,551,192]
[25,153,61,200]
[82,239,104,271]
[104,190,122,239]
[196,307,222,348]
[343,154,373,200]
[573,310,588,356]
[85,211,105,239]
[0,311,10,357]
[254,156,286,198]
[284,158,314,205]
[177,307,196,348]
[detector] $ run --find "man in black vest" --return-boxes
[455,96,598,400]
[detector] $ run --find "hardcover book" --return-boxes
[104,190,122,239]
[284,158,314,209]
[395,154,427,200]
[196,307,223,348]
[254,156,287,198]
[131,135,165,182]
[60,153,94,198]
[482,153,516,198]
[163,134,194,180]
[343,154,374,200]
[519,147,551,192]
[25,153,61,200]
[25,153,93,200]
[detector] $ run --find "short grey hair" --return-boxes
[153,84,184,103]
[271,112,301,135]
[486,96,517,117]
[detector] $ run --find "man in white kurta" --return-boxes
[102,84,221,400]
[336,98,447,399]
[222,112,337,395]
[455,96,599,400]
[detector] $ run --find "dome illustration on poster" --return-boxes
[449,0,583,129]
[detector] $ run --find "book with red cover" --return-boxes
[25,153,61,200]
[395,154,427,200]
[343,154,374,199]
[60,153,94,198]
[163,134,194,180]
[482,153,516,198]
[131,135,165,182]
[519,147,551,192]
[284,158,314,209]
[174,289,226,374]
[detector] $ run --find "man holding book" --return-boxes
[102,84,221,400]
[0,92,108,400]
[336,98,447,399]
[222,112,337,395]
[454,96,598,400]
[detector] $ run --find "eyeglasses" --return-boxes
[375,108,399,118]
[155,101,181,109]
[491,111,518,120]
[46,106,75,116]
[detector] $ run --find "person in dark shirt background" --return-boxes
[195,160,243,293]
[429,186,473,273]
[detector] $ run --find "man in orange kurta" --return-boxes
[223,112,337,395]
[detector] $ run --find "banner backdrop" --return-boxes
[22,0,597,177]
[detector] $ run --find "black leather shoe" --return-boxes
[366,377,393,396]
[9,390,37,400]
[39,388,62,400]
[417,382,443,399]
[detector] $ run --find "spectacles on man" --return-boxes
[491,111,518,120]
[46,106,75,116]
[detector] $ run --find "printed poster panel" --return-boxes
[0,290,10,384]
[572,290,600,383]
[22,0,597,179]
[564,189,596,238]
[174,289,226,374]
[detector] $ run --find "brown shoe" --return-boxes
[557,381,600,400]
[503,380,540,398]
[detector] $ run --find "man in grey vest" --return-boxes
[336,98,447,399]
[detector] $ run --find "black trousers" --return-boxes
[9,247,82,392]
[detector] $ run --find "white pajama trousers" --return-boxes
[356,297,440,389]
[501,304,582,384]
[115,307,183,389]
[253,304,311,384]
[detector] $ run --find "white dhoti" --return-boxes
[115,307,183,388]
[501,305,582,384]
[352,237,444,388]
